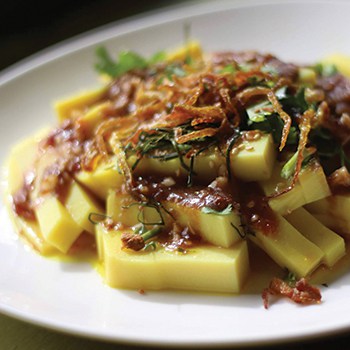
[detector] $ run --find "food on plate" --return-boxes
[6,41,350,307]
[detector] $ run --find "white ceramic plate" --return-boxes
[1,0,350,347]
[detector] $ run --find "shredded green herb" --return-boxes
[122,201,166,226]
[88,212,111,225]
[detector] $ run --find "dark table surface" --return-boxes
[1,0,350,349]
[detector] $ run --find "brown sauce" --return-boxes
[12,171,36,220]
[238,181,278,236]
[131,175,235,212]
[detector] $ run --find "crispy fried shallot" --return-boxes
[262,277,322,309]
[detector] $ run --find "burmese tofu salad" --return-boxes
[5,41,350,308]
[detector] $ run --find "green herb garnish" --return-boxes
[123,201,166,226]
[280,148,315,179]
[95,46,166,78]
[202,204,233,215]
[88,212,111,225]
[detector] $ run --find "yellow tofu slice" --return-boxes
[75,156,124,200]
[64,181,104,234]
[10,214,57,256]
[305,195,350,235]
[285,207,345,267]
[35,196,82,253]
[230,133,276,182]
[54,87,107,122]
[260,163,305,215]
[249,213,324,278]
[96,225,249,293]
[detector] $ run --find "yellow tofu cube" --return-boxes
[249,213,324,277]
[285,207,345,267]
[260,163,305,215]
[35,196,82,253]
[230,133,276,182]
[128,149,226,183]
[64,181,104,234]
[96,225,249,293]
[107,191,163,227]
[298,67,317,85]
[128,156,181,177]
[54,87,107,122]
[298,160,331,203]
[75,157,124,200]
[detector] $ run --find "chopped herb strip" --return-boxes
[143,241,158,251]
[88,212,111,225]
[187,155,195,187]
[140,226,162,241]
[202,204,233,215]
[123,202,166,226]
[230,222,246,239]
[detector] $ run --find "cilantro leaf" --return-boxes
[149,51,167,64]
[95,46,165,78]
[95,46,121,78]
[117,51,148,74]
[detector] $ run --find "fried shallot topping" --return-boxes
[121,233,145,251]
[262,277,322,309]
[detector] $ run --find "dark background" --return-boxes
[0,0,190,72]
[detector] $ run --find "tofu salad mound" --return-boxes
[6,41,350,308]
